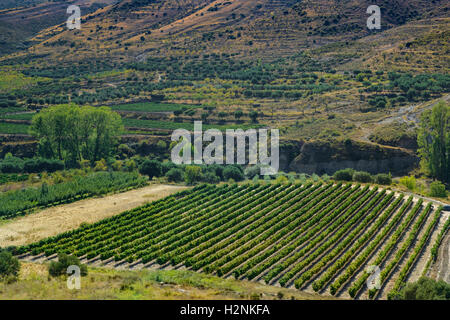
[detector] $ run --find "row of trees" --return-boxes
[333,168,392,185]
[418,101,449,184]
[30,104,123,166]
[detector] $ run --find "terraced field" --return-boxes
[110,102,200,113]
[15,182,448,299]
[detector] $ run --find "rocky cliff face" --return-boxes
[281,139,419,176]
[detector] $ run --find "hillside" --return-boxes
[0,0,449,305]
[14,182,449,300]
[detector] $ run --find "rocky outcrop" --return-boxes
[369,135,418,150]
[284,139,419,176]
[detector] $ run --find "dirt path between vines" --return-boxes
[0,184,188,247]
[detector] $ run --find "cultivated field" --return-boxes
[15,182,448,300]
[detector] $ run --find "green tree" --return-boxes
[399,176,416,191]
[374,173,392,185]
[394,277,450,300]
[333,168,354,181]
[166,168,184,182]
[48,253,87,277]
[417,101,449,183]
[429,181,447,198]
[201,112,209,123]
[223,166,244,181]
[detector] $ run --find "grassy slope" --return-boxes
[0,122,30,134]
[0,262,335,300]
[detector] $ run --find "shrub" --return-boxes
[375,173,392,185]
[139,159,162,179]
[400,176,416,191]
[249,110,259,123]
[48,253,87,277]
[118,144,134,158]
[166,168,184,182]
[275,175,289,184]
[79,159,90,169]
[112,160,123,171]
[207,164,224,180]
[333,168,354,181]
[429,181,447,198]
[234,109,244,120]
[0,157,24,173]
[23,158,64,173]
[202,171,220,184]
[0,171,146,219]
[244,165,261,179]
[184,165,202,185]
[156,140,167,152]
[0,249,20,282]
[352,171,373,183]
[94,159,107,171]
[223,166,244,181]
[124,159,137,172]
[0,157,64,174]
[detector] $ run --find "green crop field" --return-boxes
[16,182,446,300]
[0,106,27,115]
[0,173,28,184]
[0,171,148,220]
[123,118,264,131]
[0,122,30,134]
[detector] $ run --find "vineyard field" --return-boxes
[16,182,448,299]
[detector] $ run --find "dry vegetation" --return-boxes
[0,261,332,300]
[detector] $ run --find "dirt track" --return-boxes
[0,184,187,247]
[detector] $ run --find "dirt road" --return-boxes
[0,184,188,247]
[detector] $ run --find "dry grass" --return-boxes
[0,262,337,300]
